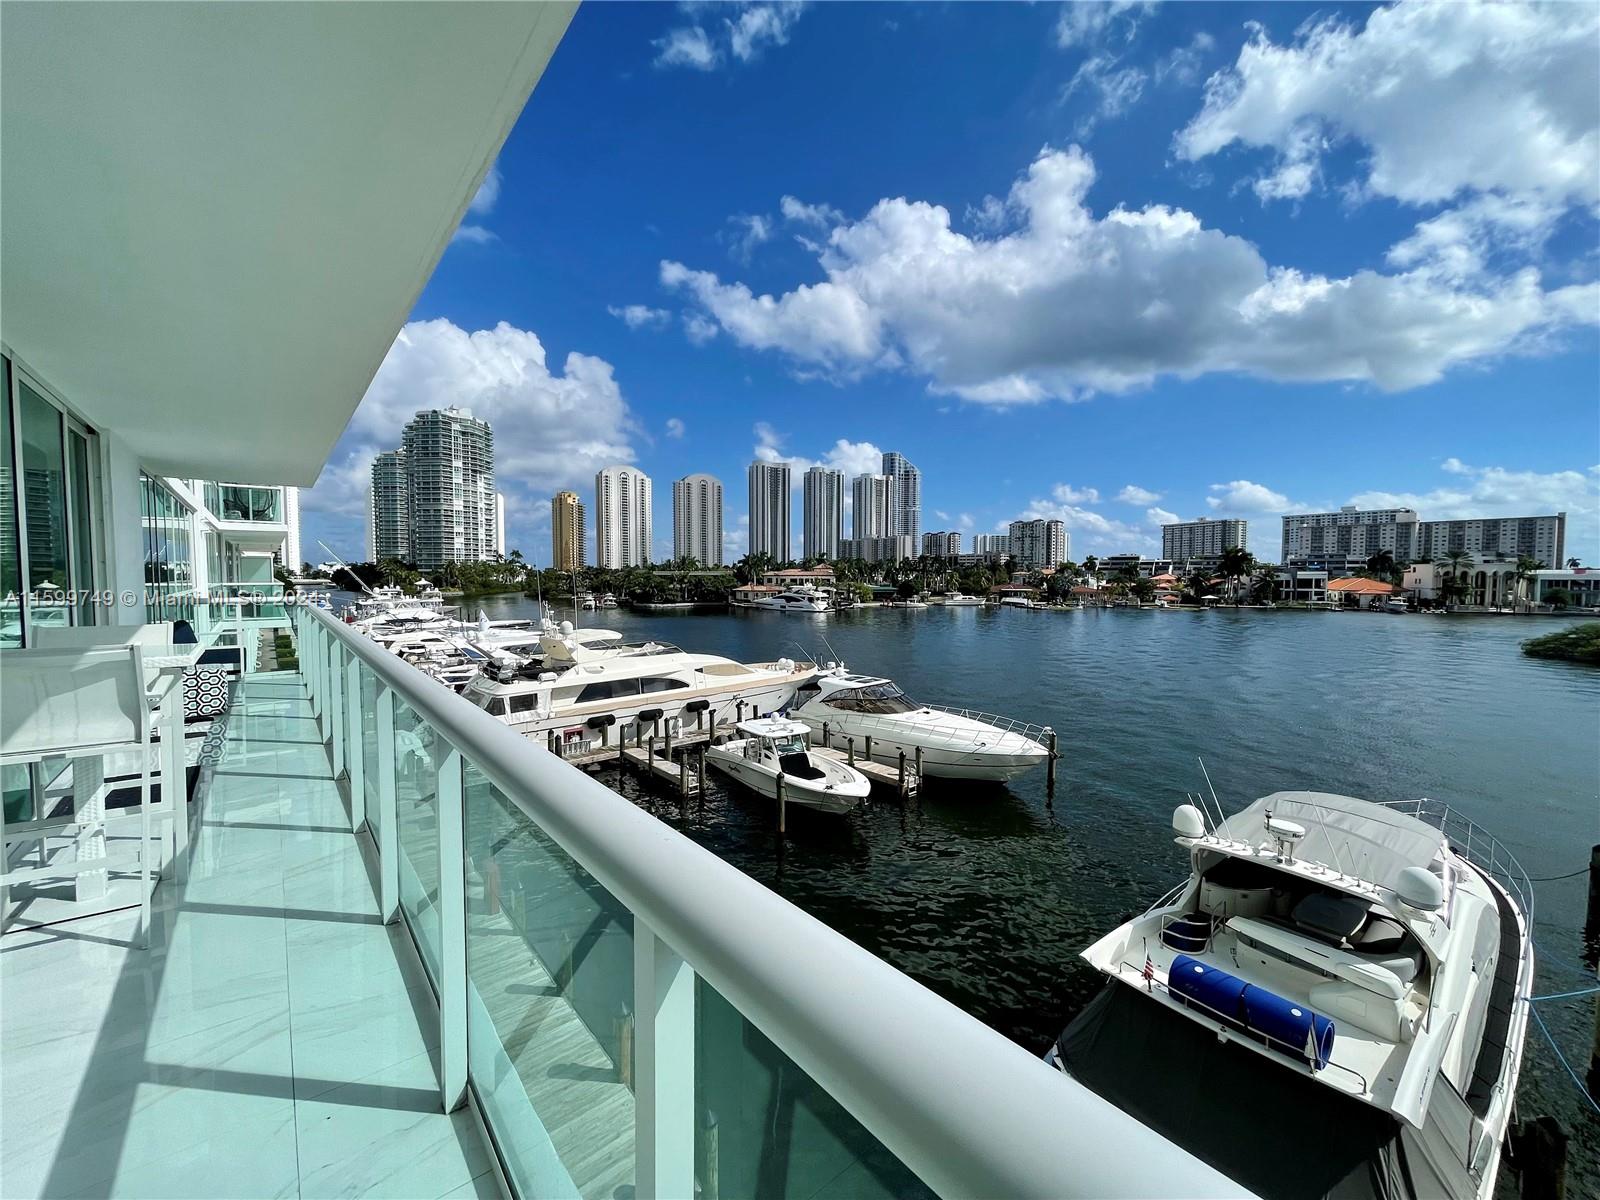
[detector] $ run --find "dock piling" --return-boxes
[1046,727,1057,802]
[822,722,830,748]
[776,772,786,835]
[846,737,855,767]
[679,754,688,799]
[1585,843,1600,944]
[697,748,707,802]
[914,746,923,794]
[865,735,873,762]
[898,750,907,798]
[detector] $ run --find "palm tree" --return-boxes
[1082,555,1099,581]
[1218,547,1255,605]
[1567,557,1582,569]
[1442,549,1472,609]
[1511,556,1545,612]
[1251,562,1280,605]
[1183,569,1212,605]
[1364,550,1397,583]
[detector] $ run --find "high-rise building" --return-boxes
[595,465,652,568]
[972,533,1011,558]
[1416,512,1565,566]
[551,490,586,571]
[922,531,961,557]
[400,407,495,569]
[1007,519,1067,569]
[368,449,409,561]
[1282,506,1420,569]
[852,473,892,540]
[882,451,921,544]
[493,492,507,559]
[802,466,843,560]
[283,485,301,570]
[673,473,723,566]
[839,535,915,564]
[1162,517,1247,562]
[747,461,790,561]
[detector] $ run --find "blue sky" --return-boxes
[301,1,1600,567]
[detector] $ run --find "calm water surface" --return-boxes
[472,596,1600,1179]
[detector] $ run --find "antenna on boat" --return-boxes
[817,632,843,669]
[1196,758,1227,828]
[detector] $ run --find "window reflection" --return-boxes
[141,473,195,623]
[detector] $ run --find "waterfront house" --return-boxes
[1327,577,1403,609]
[1531,567,1600,610]
[758,565,836,587]
[0,7,1237,1199]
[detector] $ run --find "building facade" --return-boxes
[881,451,921,544]
[922,531,961,557]
[839,535,915,565]
[1162,517,1247,562]
[1415,513,1565,568]
[1532,567,1600,610]
[802,466,843,560]
[1007,519,1067,570]
[747,461,790,561]
[971,533,1011,559]
[399,407,496,569]
[493,492,506,559]
[595,465,652,568]
[551,490,585,571]
[672,472,723,566]
[368,449,409,561]
[1282,506,1420,570]
[852,473,892,540]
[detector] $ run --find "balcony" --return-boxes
[0,605,1242,1199]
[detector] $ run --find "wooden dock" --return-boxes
[811,745,920,798]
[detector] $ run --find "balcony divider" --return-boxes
[290,603,1246,1200]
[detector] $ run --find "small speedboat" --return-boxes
[705,718,869,814]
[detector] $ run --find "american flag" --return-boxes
[1142,955,1154,990]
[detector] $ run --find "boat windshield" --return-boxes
[773,735,807,755]
[824,683,919,714]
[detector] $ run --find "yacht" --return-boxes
[705,718,870,814]
[461,632,817,756]
[599,592,618,609]
[1047,791,1532,1200]
[941,593,984,606]
[788,670,1050,783]
[750,585,832,613]
[999,595,1042,610]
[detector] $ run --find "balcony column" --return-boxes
[633,919,695,1199]
[345,656,366,831]
[329,640,345,777]
[437,747,467,1111]
[375,685,399,922]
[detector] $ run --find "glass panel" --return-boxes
[464,762,635,1199]
[68,429,96,625]
[696,979,932,1200]
[361,664,380,833]
[0,360,20,648]
[394,697,441,981]
[18,379,69,632]
[141,473,195,624]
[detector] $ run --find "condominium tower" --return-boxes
[747,461,790,561]
[852,473,892,539]
[551,490,585,571]
[368,449,409,561]
[673,473,724,566]
[1162,517,1247,561]
[802,466,843,560]
[1282,507,1420,569]
[922,531,961,557]
[595,465,653,568]
[400,407,496,569]
[1416,512,1565,566]
[882,451,921,544]
[1007,519,1067,570]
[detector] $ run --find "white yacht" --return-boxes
[462,632,817,756]
[750,585,832,613]
[940,593,984,606]
[1048,792,1532,1200]
[788,671,1050,783]
[705,718,870,814]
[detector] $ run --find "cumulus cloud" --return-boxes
[655,2,807,71]
[1206,479,1294,513]
[665,417,686,439]
[661,145,1594,402]
[682,312,720,345]
[1117,484,1162,505]
[1054,1,1154,50]
[781,195,844,228]
[1175,3,1600,226]
[1053,483,1101,504]
[1013,487,1156,557]
[608,304,672,330]
[454,162,503,244]
[751,423,884,497]
[301,319,637,561]
[1147,506,1180,527]
[725,213,774,264]
[1350,460,1600,561]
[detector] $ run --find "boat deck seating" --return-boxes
[780,752,826,781]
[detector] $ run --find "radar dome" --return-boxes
[1172,804,1206,839]
[1396,866,1443,913]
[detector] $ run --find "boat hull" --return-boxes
[704,746,866,813]
[792,716,1048,783]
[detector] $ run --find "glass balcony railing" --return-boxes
[204,482,283,523]
[293,604,1243,1200]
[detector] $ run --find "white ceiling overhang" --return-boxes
[2,1,575,484]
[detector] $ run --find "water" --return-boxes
[471,597,1600,1183]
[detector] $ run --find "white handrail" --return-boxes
[299,604,1246,1199]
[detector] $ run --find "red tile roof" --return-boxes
[1327,577,1400,595]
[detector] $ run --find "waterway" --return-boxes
[466,597,1600,1191]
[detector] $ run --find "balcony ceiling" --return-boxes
[1,1,574,484]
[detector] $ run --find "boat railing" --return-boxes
[1378,799,1535,923]
[811,703,1054,748]
[293,602,1242,1200]
[917,702,1055,744]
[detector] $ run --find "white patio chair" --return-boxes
[0,644,157,947]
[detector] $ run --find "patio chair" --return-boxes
[0,645,157,947]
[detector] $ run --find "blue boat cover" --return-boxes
[1167,954,1248,1025]
[1167,954,1337,1070]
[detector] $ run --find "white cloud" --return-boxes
[682,312,720,345]
[1065,55,1147,136]
[662,145,1594,402]
[780,195,844,228]
[468,165,501,216]
[1014,487,1155,558]
[752,423,883,489]
[654,25,719,71]
[665,417,686,439]
[608,304,671,330]
[302,319,637,562]
[1155,32,1215,88]
[1350,460,1600,562]
[1147,506,1180,527]
[1117,484,1162,505]
[451,224,497,246]
[726,213,774,264]
[957,512,975,530]
[1054,1,1154,50]
[1206,479,1294,513]
[1053,483,1100,504]
[655,3,807,72]
[1176,3,1600,219]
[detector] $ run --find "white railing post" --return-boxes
[437,747,467,1112]
[376,685,399,923]
[345,656,366,831]
[633,919,695,1200]
[308,623,322,717]
[329,641,345,777]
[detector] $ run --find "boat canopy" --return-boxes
[1215,792,1445,894]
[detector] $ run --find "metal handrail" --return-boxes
[1377,799,1535,923]
[816,703,1053,748]
[298,604,1243,1199]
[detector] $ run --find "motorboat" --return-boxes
[462,633,817,756]
[1382,598,1410,614]
[999,595,1042,609]
[940,593,984,606]
[789,670,1050,783]
[599,592,619,609]
[750,585,832,613]
[1047,791,1532,1200]
[705,718,869,814]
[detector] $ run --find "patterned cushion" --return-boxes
[184,667,232,721]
